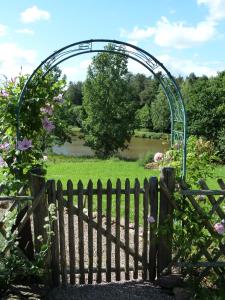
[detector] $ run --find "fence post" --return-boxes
[157,167,175,277]
[30,168,48,252]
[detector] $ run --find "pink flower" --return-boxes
[147,216,155,224]
[1,90,9,97]
[40,104,53,116]
[214,222,224,235]
[17,138,32,151]
[154,152,163,163]
[0,142,10,150]
[53,93,64,103]
[0,156,7,167]
[42,116,55,132]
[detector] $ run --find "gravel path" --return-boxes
[47,280,175,300]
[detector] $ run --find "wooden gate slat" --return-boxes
[134,179,140,279]
[87,180,94,284]
[149,177,158,281]
[57,180,67,286]
[106,179,112,282]
[67,180,75,285]
[142,178,149,281]
[97,179,103,283]
[47,180,60,287]
[125,178,130,280]
[78,180,85,284]
[115,179,121,281]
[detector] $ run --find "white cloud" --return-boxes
[62,59,92,82]
[120,0,225,49]
[0,43,37,78]
[197,0,225,21]
[20,5,50,23]
[157,54,222,77]
[0,24,7,36]
[121,17,216,49]
[16,28,35,35]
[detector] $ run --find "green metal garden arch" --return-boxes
[16,39,187,177]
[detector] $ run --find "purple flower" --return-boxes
[0,142,10,150]
[17,138,32,151]
[214,222,224,235]
[1,90,9,97]
[40,104,53,116]
[42,116,55,132]
[147,216,155,224]
[0,156,7,167]
[154,152,163,163]
[53,93,64,103]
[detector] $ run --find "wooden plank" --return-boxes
[78,180,85,284]
[67,180,75,285]
[198,179,225,219]
[61,197,144,264]
[106,179,112,282]
[125,178,130,280]
[66,265,144,274]
[57,180,67,286]
[115,179,121,281]
[142,178,149,281]
[180,190,225,196]
[97,179,103,283]
[149,177,158,281]
[0,196,33,201]
[47,180,60,287]
[157,168,175,276]
[62,187,149,196]
[87,180,94,284]
[133,179,140,279]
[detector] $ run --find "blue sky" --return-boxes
[1,0,225,82]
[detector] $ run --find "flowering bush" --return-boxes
[0,69,72,192]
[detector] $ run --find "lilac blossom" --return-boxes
[214,222,224,235]
[0,142,10,150]
[53,93,64,103]
[17,138,32,151]
[40,104,53,116]
[1,90,9,97]
[154,152,164,163]
[147,216,155,224]
[0,156,7,167]
[42,116,55,132]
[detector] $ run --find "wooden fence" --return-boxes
[1,167,224,288]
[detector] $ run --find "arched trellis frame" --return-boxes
[16,39,187,177]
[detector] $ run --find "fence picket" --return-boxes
[87,180,94,284]
[134,179,140,279]
[97,179,103,283]
[142,178,149,281]
[57,180,67,286]
[77,180,85,284]
[149,177,158,281]
[67,180,75,285]
[125,178,130,280]
[115,179,121,281]
[106,179,112,282]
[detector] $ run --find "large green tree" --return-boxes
[82,44,136,158]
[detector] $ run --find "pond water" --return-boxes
[53,135,169,160]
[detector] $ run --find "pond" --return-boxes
[53,135,169,160]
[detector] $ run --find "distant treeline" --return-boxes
[63,71,225,158]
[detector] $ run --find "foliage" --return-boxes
[135,104,152,130]
[151,87,170,132]
[161,135,218,184]
[0,69,72,192]
[82,44,136,158]
[137,150,155,167]
[0,203,56,288]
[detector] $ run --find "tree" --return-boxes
[151,87,170,132]
[65,81,83,105]
[82,44,136,158]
